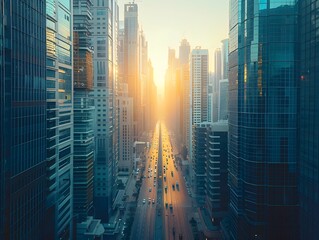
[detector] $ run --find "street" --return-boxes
[130,122,194,240]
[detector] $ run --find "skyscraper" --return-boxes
[124,3,141,140]
[179,39,191,151]
[218,79,228,121]
[213,48,222,122]
[45,0,74,238]
[299,1,319,238]
[117,83,134,176]
[189,47,208,179]
[91,0,119,222]
[221,39,229,80]
[73,0,94,222]
[1,1,47,238]
[206,121,229,226]
[228,1,299,239]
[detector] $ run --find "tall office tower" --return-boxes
[192,123,210,205]
[228,1,299,239]
[139,30,148,133]
[205,121,228,226]
[124,3,140,140]
[0,1,47,239]
[117,83,134,176]
[45,0,74,239]
[118,27,125,84]
[213,48,222,123]
[190,47,209,125]
[73,0,94,223]
[179,39,191,151]
[299,1,319,238]
[165,49,180,133]
[91,0,119,222]
[218,79,228,121]
[144,61,157,132]
[189,47,208,180]
[221,39,229,80]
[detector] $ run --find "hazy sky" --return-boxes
[117,0,229,94]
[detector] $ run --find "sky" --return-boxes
[117,0,229,94]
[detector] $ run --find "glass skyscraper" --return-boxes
[91,0,119,222]
[299,1,319,238]
[1,0,47,239]
[73,0,94,222]
[45,0,74,238]
[228,0,299,239]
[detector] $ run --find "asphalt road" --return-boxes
[130,123,160,240]
[130,122,194,240]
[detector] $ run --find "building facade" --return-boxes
[1,1,47,238]
[228,1,299,239]
[117,83,134,175]
[73,0,94,222]
[221,39,229,80]
[192,123,209,205]
[189,48,209,161]
[205,121,228,226]
[46,0,74,238]
[218,79,228,121]
[213,48,222,123]
[124,3,140,140]
[179,39,191,152]
[91,0,119,222]
[299,1,319,238]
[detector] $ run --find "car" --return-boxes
[149,187,152,192]
[171,171,174,177]
[154,183,156,187]
[172,184,175,190]
[165,186,168,193]
[164,176,166,181]
[152,199,155,204]
[143,199,146,204]
[169,204,173,210]
[165,202,168,208]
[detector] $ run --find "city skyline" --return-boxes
[118,0,229,94]
[2,1,319,239]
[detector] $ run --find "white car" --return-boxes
[143,199,146,204]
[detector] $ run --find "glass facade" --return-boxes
[46,0,74,239]
[228,0,299,239]
[73,0,95,223]
[192,123,209,205]
[1,0,47,239]
[299,1,319,239]
[92,0,119,222]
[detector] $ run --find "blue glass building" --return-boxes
[73,0,95,222]
[45,0,74,239]
[299,1,319,238]
[0,0,47,239]
[228,1,299,239]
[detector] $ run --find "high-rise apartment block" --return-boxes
[1,1,47,238]
[228,1,299,239]
[46,0,74,238]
